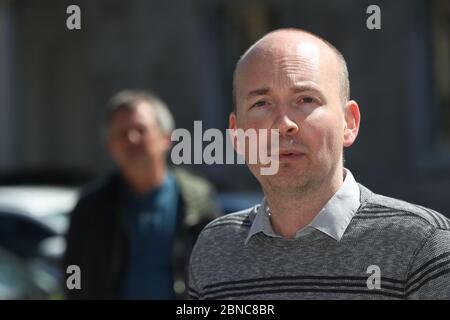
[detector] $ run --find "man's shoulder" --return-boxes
[194,206,256,244]
[172,167,213,192]
[75,172,122,207]
[191,206,257,257]
[171,167,217,207]
[171,167,222,223]
[358,183,450,231]
[203,207,256,231]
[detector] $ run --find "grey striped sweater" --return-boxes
[189,184,450,299]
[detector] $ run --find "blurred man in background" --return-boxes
[64,90,221,299]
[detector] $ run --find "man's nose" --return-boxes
[275,114,299,136]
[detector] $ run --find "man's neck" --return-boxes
[263,168,345,239]
[122,162,167,194]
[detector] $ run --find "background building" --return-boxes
[0,0,449,215]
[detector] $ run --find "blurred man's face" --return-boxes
[230,32,359,193]
[107,102,169,172]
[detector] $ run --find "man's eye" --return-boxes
[252,100,268,108]
[137,127,147,135]
[300,97,316,104]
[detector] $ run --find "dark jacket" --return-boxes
[63,167,221,299]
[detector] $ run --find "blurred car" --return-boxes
[0,186,79,299]
[0,246,48,299]
[0,179,262,299]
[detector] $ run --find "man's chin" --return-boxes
[259,172,309,191]
[122,156,151,168]
[270,178,306,189]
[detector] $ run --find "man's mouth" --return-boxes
[271,150,305,161]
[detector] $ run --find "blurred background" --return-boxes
[0,0,449,298]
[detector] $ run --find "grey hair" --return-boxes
[104,89,175,135]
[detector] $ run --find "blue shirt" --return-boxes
[121,172,179,299]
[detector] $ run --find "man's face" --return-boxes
[107,102,170,172]
[230,34,359,192]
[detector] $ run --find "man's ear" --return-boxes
[228,112,244,155]
[343,100,361,148]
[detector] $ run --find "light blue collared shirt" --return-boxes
[245,169,360,244]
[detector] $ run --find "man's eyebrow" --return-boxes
[290,83,322,93]
[246,87,270,98]
[246,83,322,99]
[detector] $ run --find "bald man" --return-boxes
[188,29,450,299]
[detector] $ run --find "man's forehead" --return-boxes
[110,102,156,125]
[238,30,331,66]
[242,33,335,70]
[238,46,321,77]
[236,45,334,94]
[247,41,321,63]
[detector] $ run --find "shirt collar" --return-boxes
[245,168,360,244]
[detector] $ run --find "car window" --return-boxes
[0,212,54,259]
